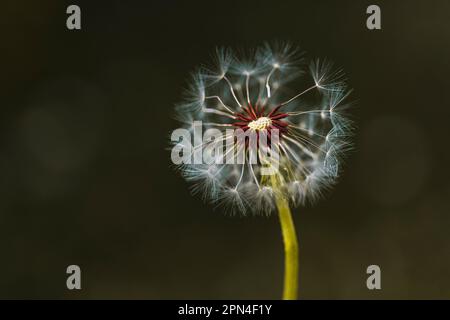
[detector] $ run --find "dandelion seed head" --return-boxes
[172,43,354,215]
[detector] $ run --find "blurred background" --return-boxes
[1,0,449,299]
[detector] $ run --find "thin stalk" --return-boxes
[271,175,299,300]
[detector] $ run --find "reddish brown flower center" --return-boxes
[233,104,289,136]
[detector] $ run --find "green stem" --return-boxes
[271,175,299,300]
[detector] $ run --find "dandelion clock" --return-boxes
[170,43,353,299]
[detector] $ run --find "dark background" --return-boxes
[1,0,449,299]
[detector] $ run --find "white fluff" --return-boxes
[172,43,354,215]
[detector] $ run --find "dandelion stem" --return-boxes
[277,196,299,300]
[271,175,299,300]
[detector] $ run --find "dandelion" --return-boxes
[171,43,353,299]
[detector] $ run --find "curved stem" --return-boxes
[271,175,299,300]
